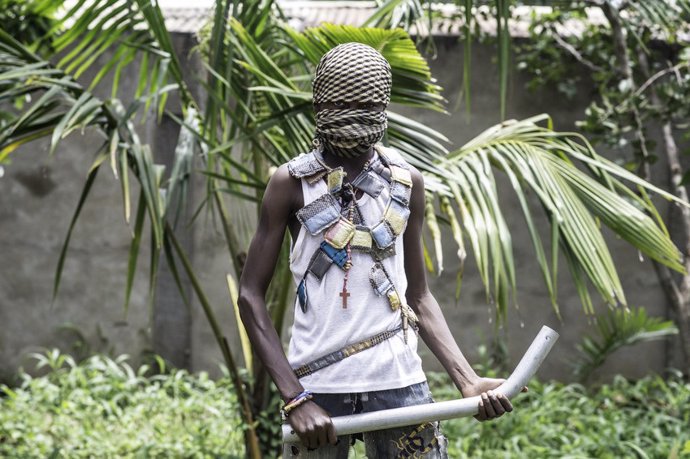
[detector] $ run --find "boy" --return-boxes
[238,43,514,458]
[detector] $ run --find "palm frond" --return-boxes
[287,24,446,113]
[43,0,182,103]
[574,307,678,381]
[363,0,427,31]
[421,114,685,320]
[0,20,177,301]
[626,0,690,42]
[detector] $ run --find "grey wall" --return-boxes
[0,33,680,385]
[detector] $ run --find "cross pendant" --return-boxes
[339,285,350,309]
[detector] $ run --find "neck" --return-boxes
[322,146,375,171]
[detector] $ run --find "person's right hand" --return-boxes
[287,400,337,449]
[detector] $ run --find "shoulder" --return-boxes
[286,150,326,179]
[376,144,425,189]
[408,164,424,190]
[267,163,299,190]
[263,163,302,215]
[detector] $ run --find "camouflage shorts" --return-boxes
[283,381,448,458]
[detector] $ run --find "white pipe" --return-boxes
[283,325,559,443]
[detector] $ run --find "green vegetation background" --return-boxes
[1,352,688,458]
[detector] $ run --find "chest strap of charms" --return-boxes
[293,325,404,378]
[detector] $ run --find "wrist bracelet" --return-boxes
[281,390,313,418]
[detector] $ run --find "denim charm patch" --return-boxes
[371,220,395,249]
[327,167,345,194]
[320,241,349,269]
[390,180,412,206]
[296,193,341,235]
[324,217,356,249]
[287,151,327,179]
[351,170,386,198]
[384,199,411,236]
[369,262,393,297]
[297,278,308,312]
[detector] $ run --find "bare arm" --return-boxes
[403,166,514,421]
[238,164,336,447]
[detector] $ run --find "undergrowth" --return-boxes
[1,350,688,458]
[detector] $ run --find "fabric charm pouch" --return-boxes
[327,167,346,194]
[288,152,325,179]
[371,220,395,249]
[389,165,413,186]
[320,241,349,269]
[296,193,341,235]
[297,277,308,313]
[390,180,412,206]
[351,170,385,198]
[371,243,396,261]
[387,289,402,311]
[351,226,373,251]
[307,249,333,280]
[370,161,391,183]
[369,262,393,296]
[384,199,411,236]
[324,217,355,249]
[369,262,400,310]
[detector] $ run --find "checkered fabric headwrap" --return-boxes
[313,42,392,106]
[313,43,392,158]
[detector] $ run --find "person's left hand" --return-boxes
[461,377,528,422]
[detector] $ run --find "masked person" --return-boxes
[238,43,516,458]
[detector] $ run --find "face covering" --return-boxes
[312,43,392,158]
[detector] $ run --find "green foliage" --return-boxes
[0,0,58,55]
[429,372,690,458]
[436,114,684,319]
[2,354,688,458]
[517,2,690,168]
[575,307,678,382]
[0,350,245,458]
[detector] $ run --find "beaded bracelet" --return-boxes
[281,390,314,418]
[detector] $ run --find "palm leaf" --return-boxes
[286,24,446,113]
[46,0,178,102]
[574,307,678,381]
[422,114,685,320]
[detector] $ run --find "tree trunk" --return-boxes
[600,1,690,374]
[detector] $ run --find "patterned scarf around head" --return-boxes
[313,43,392,158]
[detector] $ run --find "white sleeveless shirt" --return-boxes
[287,155,426,393]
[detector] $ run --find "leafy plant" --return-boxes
[574,307,678,382]
[429,372,690,459]
[0,350,245,458]
[2,352,688,458]
[517,0,690,374]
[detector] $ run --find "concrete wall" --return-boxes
[0,33,680,384]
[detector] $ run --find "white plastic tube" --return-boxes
[283,325,559,443]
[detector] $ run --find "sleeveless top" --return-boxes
[286,147,426,393]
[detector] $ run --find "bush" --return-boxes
[429,372,690,458]
[0,351,245,458]
[2,351,688,458]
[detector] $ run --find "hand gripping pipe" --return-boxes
[283,325,559,443]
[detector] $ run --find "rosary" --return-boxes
[339,186,355,309]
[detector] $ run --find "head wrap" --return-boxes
[312,43,392,158]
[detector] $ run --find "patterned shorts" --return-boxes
[283,381,449,458]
